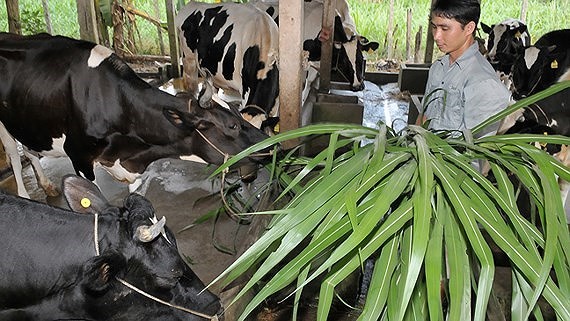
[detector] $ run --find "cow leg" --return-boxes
[22,149,59,197]
[0,122,30,198]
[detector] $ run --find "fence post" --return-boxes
[76,0,99,43]
[424,0,437,63]
[386,0,394,59]
[406,9,412,62]
[42,0,53,34]
[165,0,181,78]
[6,0,22,34]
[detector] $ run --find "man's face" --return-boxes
[430,15,474,56]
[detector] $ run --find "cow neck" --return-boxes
[91,213,219,321]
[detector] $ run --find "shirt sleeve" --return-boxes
[463,79,511,137]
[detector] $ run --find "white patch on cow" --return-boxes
[524,47,540,70]
[489,24,507,59]
[343,39,360,88]
[496,109,524,134]
[558,67,570,82]
[158,77,187,96]
[212,92,231,110]
[39,135,67,157]
[96,159,140,184]
[88,45,114,68]
[179,155,207,164]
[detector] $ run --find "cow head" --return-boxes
[163,76,272,174]
[481,19,530,67]
[62,175,223,320]
[303,16,379,91]
[511,44,558,99]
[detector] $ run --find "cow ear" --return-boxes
[163,108,199,130]
[82,250,126,293]
[62,174,109,214]
[480,22,492,34]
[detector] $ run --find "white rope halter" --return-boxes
[93,213,219,320]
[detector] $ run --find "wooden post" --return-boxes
[386,0,394,59]
[414,26,422,63]
[318,0,334,94]
[405,9,412,62]
[153,0,165,56]
[76,0,99,43]
[165,0,181,78]
[424,0,437,63]
[6,0,22,34]
[520,0,528,22]
[279,0,304,149]
[41,0,52,34]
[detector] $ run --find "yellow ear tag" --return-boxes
[367,48,374,54]
[81,197,91,208]
[515,31,522,38]
[274,123,280,133]
[551,60,558,69]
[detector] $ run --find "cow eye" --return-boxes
[230,123,238,130]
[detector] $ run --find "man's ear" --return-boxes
[466,21,476,35]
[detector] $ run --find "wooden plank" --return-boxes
[6,0,22,34]
[278,0,304,149]
[165,0,180,78]
[76,0,99,43]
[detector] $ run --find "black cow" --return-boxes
[0,175,222,320]
[481,18,531,89]
[511,29,570,99]
[0,33,270,198]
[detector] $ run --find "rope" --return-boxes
[115,278,218,321]
[92,213,217,320]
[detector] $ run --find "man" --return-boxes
[419,0,511,137]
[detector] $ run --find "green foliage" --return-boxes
[211,81,570,321]
[20,6,46,35]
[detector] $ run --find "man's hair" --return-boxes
[431,0,481,27]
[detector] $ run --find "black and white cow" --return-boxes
[481,18,531,89]
[0,174,222,320]
[0,33,270,198]
[175,1,378,128]
[175,2,280,120]
[253,0,379,93]
[511,29,570,99]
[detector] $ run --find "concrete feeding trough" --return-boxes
[398,63,430,95]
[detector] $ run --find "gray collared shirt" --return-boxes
[423,42,511,137]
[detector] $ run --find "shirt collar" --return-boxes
[436,42,479,70]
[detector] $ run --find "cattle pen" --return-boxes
[2,1,570,321]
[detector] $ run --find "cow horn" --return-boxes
[135,216,166,242]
